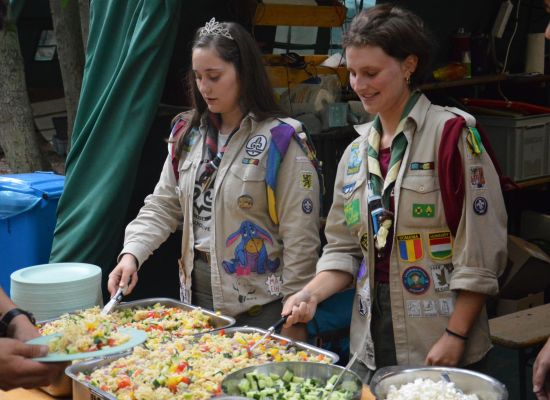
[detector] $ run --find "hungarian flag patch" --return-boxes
[428,231,452,260]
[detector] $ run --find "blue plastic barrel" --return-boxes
[0,172,65,294]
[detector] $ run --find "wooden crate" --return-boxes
[263,54,348,89]
[254,3,347,27]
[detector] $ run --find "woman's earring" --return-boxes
[405,75,411,85]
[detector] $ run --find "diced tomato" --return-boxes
[100,385,109,391]
[176,362,188,372]
[213,382,222,395]
[219,329,225,336]
[180,376,191,384]
[117,377,131,389]
[107,338,116,347]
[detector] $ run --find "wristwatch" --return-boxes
[0,308,36,337]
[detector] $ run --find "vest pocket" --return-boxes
[177,159,196,199]
[229,163,266,182]
[399,176,442,228]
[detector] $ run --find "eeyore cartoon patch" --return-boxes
[222,220,280,276]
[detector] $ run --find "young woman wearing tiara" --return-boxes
[107,18,322,339]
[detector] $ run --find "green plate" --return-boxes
[27,327,146,362]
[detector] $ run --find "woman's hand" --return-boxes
[0,339,65,390]
[533,338,550,399]
[107,254,138,297]
[425,332,466,366]
[282,289,318,328]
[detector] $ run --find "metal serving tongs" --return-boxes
[101,286,126,315]
[249,315,288,352]
[325,351,358,396]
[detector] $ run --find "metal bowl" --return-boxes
[221,361,362,399]
[370,366,508,400]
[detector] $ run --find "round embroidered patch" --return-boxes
[302,198,313,214]
[473,196,488,215]
[245,135,267,156]
[402,266,430,295]
[237,194,253,209]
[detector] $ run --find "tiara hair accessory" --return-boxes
[199,17,233,40]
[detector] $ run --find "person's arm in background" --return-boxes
[283,141,362,327]
[533,338,550,399]
[108,154,184,296]
[0,288,65,390]
[274,133,321,340]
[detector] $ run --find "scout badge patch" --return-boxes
[429,263,454,292]
[470,165,486,189]
[428,231,452,260]
[473,196,488,215]
[402,266,430,295]
[397,233,424,262]
[347,143,361,175]
[410,161,434,171]
[265,274,283,296]
[300,171,313,190]
[344,199,361,227]
[413,203,435,218]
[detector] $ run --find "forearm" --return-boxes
[0,289,16,315]
[447,290,487,337]
[302,270,353,305]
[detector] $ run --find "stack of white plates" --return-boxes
[11,263,102,321]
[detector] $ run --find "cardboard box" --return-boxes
[496,291,544,316]
[499,235,550,300]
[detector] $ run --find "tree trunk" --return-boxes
[79,0,89,53]
[49,0,84,150]
[0,23,50,172]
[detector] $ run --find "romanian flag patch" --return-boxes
[428,231,452,260]
[397,233,423,262]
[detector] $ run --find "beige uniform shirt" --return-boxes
[317,94,507,368]
[122,112,320,316]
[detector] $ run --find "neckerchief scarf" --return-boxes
[367,91,421,253]
[197,113,241,191]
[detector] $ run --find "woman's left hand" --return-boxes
[425,333,466,366]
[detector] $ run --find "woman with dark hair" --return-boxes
[108,19,321,338]
[283,4,507,380]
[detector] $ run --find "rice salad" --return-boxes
[47,313,130,354]
[39,303,215,344]
[78,330,330,400]
[386,378,479,400]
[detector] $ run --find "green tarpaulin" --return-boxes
[50,0,181,270]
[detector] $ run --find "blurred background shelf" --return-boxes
[254,3,347,27]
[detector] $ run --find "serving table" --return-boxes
[1,386,376,399]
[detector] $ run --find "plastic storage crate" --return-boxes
[0,172,65,294]
[475,113,550,182]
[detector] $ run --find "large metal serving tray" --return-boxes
[66,326,339,400]
[39,298,234,398]
[39,297,236,332]
[115,297,236,331]
[218,326,339,364]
